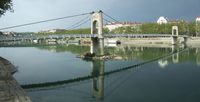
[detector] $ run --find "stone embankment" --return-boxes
[0,57,32,102]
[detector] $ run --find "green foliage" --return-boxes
[110,26,141,34]
[110,22,196,36]
[0,0,13,16]
[37,28,110,35]
[37,28,90,35]
[64,28,90,34]
[103,28,110,34]
[196,22,200,36]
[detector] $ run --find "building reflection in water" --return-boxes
[0,57,31,102]
[158,59,169,68]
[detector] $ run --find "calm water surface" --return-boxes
[0,44,200,102]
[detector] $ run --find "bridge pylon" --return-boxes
[171,26,179,45]
[90,10,104,55]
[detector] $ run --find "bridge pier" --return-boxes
[171,36,178,45]
[99,38,104,55]
[90,38,99,54]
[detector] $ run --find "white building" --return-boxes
[3,31,14,35]
[157,16,168,24]
[39,29,65,33]
[105,22,142,31]
[196,17,200,22]
[196,16,200,36]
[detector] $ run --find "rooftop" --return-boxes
[106,22,142,25]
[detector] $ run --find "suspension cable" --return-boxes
[0,12,92,30]
[69,18,90,30]
[66,18,90,31]
[103,12,120,23]
[66,15,90,30]
[103,18,112,24]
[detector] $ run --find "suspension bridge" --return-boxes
[0,10,188,46]
[0,10,190,101]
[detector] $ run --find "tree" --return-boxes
[0,0,13,16]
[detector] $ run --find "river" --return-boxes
[0,44,200,102]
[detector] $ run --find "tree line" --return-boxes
[36,28,110,35]
[0,0,13,16]
[36,22,199,37]
[110,22,197,36]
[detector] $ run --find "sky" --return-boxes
[0,0,200,32]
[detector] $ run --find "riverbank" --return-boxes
[0,57,31,102]
[119,37,199,44]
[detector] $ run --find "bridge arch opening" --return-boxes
[172,26,179,36]
[92,20,98,34]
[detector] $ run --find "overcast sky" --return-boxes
[0,0,200,32]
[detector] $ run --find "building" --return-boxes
[105,22,142,31]
[157,16,186,24]
[157,16,168,24]
[39,29,65,33]
[168,19,185,24]
[2,31,14,35]
[196,17,200,22]
[196,17,200,36]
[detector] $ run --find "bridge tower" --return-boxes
[171,26,178,45]
[91,60,104,100]
[90,10,104,55]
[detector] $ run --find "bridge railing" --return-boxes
[0,34,188,41]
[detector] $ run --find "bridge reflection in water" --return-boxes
[91,60,104,100]
[19,43,191,101]
[0,57,31,102]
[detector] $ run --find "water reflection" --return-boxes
[1,43,200,102]
[21,46,188,101]
[91,60,104,100]
[0,57,31,102]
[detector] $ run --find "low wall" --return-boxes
[120,37,172,45]
[186,37,200,47]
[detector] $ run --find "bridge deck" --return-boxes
[0,34,188,42]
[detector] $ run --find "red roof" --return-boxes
[197,16,200,18]
[106,22,142,25]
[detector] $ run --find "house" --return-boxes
[39,29,65,33]
[105,22,142,31]
[2,31,14,35]
[196,17,200,22]
[157,16,168,24]
[196,16,200,36]
[168,19,185,24]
